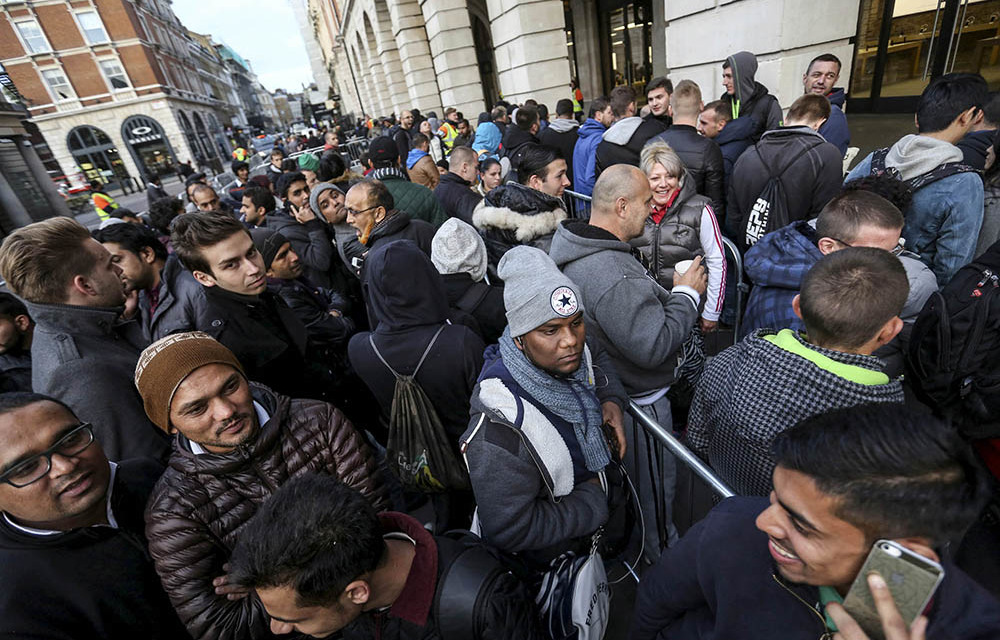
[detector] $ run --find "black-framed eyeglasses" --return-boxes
[0,423,96,488]
[829,236,905,256]
[345,205,379,217]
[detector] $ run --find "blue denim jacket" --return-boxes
[847,152,984,286]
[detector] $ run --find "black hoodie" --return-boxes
[348,241,486,445]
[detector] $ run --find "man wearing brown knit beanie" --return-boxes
[137,331,388,640]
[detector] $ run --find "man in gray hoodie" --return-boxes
[550,164,707,559]
[845,73,988,285]
[720,50,783,143]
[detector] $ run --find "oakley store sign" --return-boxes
[120,115,177,180]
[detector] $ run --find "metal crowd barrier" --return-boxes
[627,401,735,499]
[720,235,747,344]
[562,188,592,220]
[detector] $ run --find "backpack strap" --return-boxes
[368,324,447,381]
[870,146,891,176]
[455,282,492,315]
[757,138,818,181]
[434,536,504,640]
[906,161,979,192]
[412,324,447,377]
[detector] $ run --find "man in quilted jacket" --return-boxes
[136,331,388,640]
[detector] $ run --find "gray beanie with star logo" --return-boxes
[498,245,584,337]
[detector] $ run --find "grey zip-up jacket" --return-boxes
[26,301,170,462]
[549,220,700,395]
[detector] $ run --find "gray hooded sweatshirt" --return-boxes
[723,51,783,138]
[549,220,700,395]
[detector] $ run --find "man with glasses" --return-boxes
[742,190,937,374]
[0,392,186,639]
[344,179,435,275]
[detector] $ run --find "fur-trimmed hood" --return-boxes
[472,183,568,243]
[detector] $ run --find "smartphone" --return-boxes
[842,540,944,640]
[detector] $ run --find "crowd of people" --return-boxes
[0,47,999,640]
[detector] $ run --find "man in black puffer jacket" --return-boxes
[720,50,783,143]
[139,333,387,640]
[471,144,570,278]
[647,79,725,221]
[595,84,669,176]
[231,474,544,640]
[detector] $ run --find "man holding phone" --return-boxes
[629,403,1000,640]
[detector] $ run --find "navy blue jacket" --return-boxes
[818,88,850,155]
[741,220,821,338]
[958,128,995,171]
[630,497,1000,640]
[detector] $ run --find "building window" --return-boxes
[76,11,109,45]
[99,59,130,89]
[15,20,51,54]
[41,68,75,101]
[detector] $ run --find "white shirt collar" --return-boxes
[3,461,119,536]
[189,401,270,456]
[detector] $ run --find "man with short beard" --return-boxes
[393,109,416,163]
[95,222,205,342]
[138,332,386,640]
[0,293,33,391]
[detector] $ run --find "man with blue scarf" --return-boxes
[462,246,627,568]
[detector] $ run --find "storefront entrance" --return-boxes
[122,115,177,180]
[66,125,132,191]
[851,0,1000,112]
[598,0,653,102]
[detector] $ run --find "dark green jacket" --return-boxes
[371,166,447,228]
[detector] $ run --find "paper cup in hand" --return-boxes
[674,259,694,276]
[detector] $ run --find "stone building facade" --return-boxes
[299,0,999,124]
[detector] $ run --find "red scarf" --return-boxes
[650,189,680,224]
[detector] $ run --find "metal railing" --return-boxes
[627,401,735,499]
[720,235,747,343]
[562,188,592,220]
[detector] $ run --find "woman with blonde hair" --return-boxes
[637,140,726,333]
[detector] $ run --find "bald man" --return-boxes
[549,164,707,561]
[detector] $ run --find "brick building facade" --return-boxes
[0,0,249,191]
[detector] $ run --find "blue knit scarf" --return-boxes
[499,328,610,472]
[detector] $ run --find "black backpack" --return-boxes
[742,142,817,250]
[907,240,1000,439]
[868,146,978,195]
[369,326,470,492]
[434,531,520,640]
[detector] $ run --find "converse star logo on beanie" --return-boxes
[550,286,578,316]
